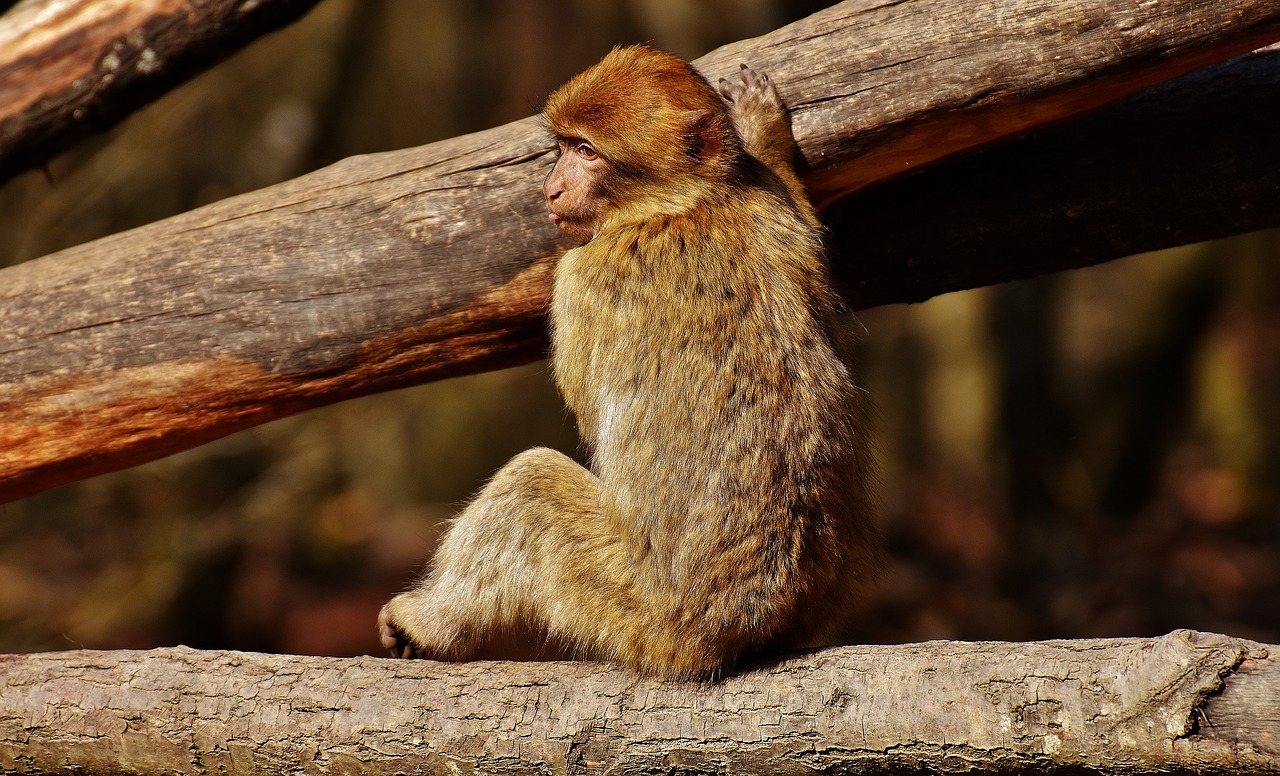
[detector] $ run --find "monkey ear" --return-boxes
[681,109,726,166]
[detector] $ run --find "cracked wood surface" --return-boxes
[0,0,324,181]
[0,631,1275,774]
[4,0,1280,503]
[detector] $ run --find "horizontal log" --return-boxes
[3,0,1280,503]
[0,631,1274,774]
[0,0,323,181]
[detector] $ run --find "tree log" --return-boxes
[0,631,1274,774]
[0,0,324,182]
[832,44,1280,310]
[3,0,1280,503]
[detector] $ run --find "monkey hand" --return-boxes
[718,63,793,164]
[718,63,783,120]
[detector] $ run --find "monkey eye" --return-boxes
[574,141,599,161]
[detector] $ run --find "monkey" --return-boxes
[378,45,876,679]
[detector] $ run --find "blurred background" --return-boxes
[1,0,1276,657]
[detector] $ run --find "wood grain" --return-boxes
[3,0,1280,503]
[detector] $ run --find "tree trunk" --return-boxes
[3,0,1280,503]
[0,631,1274,775]
[0,0,324,181]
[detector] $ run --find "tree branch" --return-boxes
[0,631,1274,774]
[0,0,324,181]
[3,0,1280,503]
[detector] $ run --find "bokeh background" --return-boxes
[1,0,1277,657]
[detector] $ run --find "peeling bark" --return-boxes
[0,631,1275,774]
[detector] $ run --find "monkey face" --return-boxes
[544,137,605,243]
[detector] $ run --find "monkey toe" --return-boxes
[379,618,422,659]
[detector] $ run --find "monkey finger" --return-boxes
[719,73,748,102]
[717,77,735,101]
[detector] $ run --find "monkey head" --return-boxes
[542,45,744,243]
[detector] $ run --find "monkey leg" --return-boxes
[378,446,609,662]
[379,443,800,676]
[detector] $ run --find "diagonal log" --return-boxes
[3,0,1280,503]
[0,631,1275,774]
[0,0,324,182]
[832,43,1280,311]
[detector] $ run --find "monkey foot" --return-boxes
[379,617,423,659]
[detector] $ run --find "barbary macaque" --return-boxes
[378,45,876,678]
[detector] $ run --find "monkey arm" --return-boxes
[718,64,820,229]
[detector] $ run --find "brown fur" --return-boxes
[379,45,876,679]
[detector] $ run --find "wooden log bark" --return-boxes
[0,0,324,181]
[3,0,1280,504]
[0,631,1274,775]
[832,43,1280,310]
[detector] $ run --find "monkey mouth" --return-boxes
[549,211,584,230]
[548,212,594,242]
